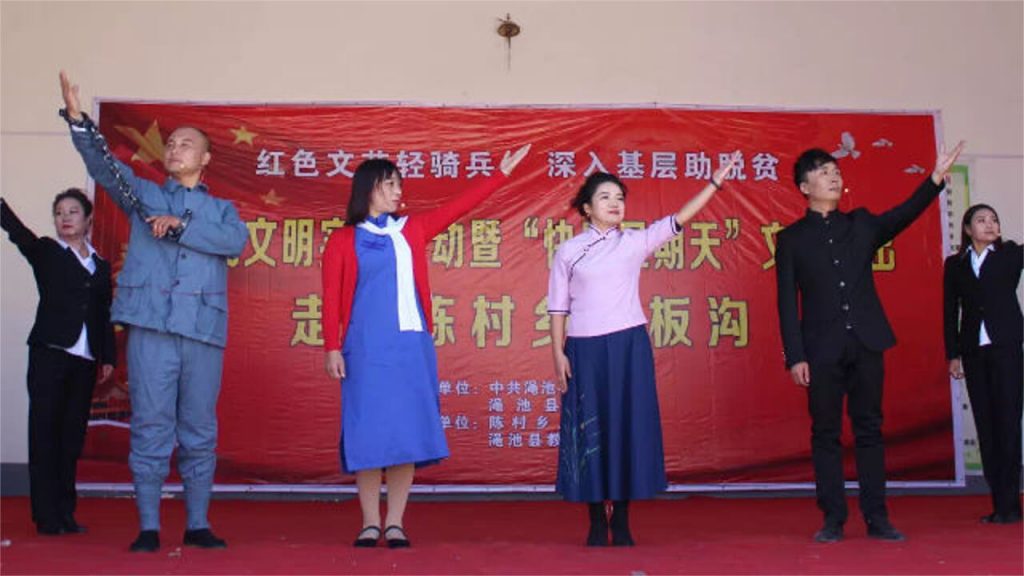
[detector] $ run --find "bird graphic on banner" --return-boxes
[833,131,861,159]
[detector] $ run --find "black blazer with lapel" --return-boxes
[943,240,1024,360]
[1,199,116,366]
[775,177,944,368]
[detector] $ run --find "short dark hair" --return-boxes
[959,203,1003,255]
[346,159,400,224]
[52,188,93,218]
[793,148,838,190]
[570,172,627,219]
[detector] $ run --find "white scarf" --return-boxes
[357,215,424,332]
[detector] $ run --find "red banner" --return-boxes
[81,102,955,486]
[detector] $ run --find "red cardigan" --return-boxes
[322,173,508,351]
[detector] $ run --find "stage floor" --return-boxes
[1,494,1020,574]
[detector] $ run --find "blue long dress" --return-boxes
[339,214,449,473]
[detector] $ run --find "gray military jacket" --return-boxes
[71,128,248,348]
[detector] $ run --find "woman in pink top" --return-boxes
[548,153,738,546]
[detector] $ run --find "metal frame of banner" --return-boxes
[77,479,967,495]
[934,113,969,489]
[82,101,964,494]
[97,96,947,116]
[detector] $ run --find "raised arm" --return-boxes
[418,144,531,239]
[60,70,150,217]
[876,140,965,245]
[640,152,742,255]
[674,151,740,228]
[0,198,42,259]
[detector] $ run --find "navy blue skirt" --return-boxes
[556,324,667,502]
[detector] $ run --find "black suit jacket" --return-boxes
[943,240,1024,359]
[1,199,116,365]
[775,177,944,368]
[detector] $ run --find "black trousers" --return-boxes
[26,346,96,528]
[962,344,1023,518]
[807,335,888,525]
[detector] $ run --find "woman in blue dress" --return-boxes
[322,146,530,547]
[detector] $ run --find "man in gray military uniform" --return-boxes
[59,71,248,553]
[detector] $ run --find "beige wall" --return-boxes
[2,1,1022,464]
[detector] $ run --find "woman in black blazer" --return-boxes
[944,203,1023,524]
[1,191,116,535]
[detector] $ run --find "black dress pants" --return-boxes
[807,335,889,526]
[962,344,1023,518]
[26,346,96,528]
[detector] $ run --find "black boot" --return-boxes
[129,530,160,552]
[586,502,608,546]
[610,500,634,546]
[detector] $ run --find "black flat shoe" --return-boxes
[983,512,1023,524]
[61,516,87,534]
[130,530,160,552]
[866,520,905,542]
[183,528,227,549]
[36,522,65,536]
[353,526,381,548]
[586,523,608,547]
[813,523,844,543]
[384,525,411,548]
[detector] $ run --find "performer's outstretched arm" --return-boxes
[0,198,42,260]
[60,71,148,217]
[876,141,964,245]
[673,151,740,228]
[418,144,531,239]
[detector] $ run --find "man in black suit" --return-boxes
[944,203,1023,524]
[1,191,115,535]
[775,141,963,543]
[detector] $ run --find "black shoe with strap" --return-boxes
[384,525,411,548]
[184,528,227,549]
[353,525,381,548]
[130,530,160,552]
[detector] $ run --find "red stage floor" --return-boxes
[1,494,1020,574]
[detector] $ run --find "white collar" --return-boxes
[970,244,996,258]
[56,237,97,259]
